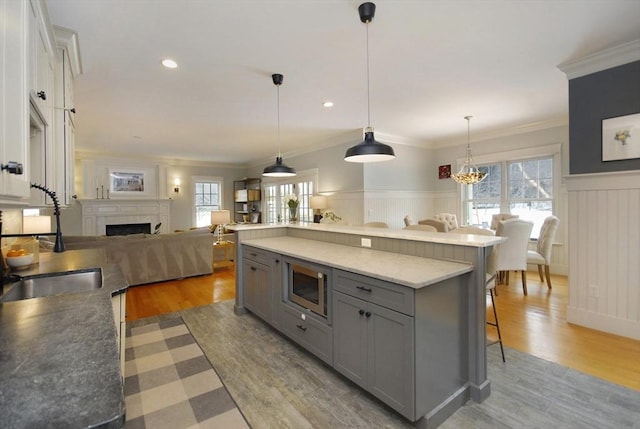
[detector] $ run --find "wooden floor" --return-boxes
[127,266,640,391]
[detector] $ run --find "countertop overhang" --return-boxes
[242,236,474,288]
[230,222,505,248]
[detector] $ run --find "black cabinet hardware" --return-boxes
[365,311,371,318]
[1,162,24,175]
[37,91,46,100]
[296,324,307,332]
[357,286,372,292]
[359,309,365,315]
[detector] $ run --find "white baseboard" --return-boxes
[567,306,640,340]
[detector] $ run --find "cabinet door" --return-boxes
[244,259,271,321]
[332,291,368,389]
[0,0,30,200]
[368,302,414,419]
[111,292,127,378]
[28,0,54,120]
[280,303,333,365]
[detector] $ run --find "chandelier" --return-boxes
[451,116,486,185]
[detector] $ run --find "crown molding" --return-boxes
[75,150,245,169]
[54,25,83,77]
[429,117,568,149]
[557,39,640,80]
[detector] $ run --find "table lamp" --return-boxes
[21,215,52,263]
[23,215,52,235]
[310,196,328,223]
[211,210,230,244]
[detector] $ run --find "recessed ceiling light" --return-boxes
[161,59,178,69]
[323,101,334,108]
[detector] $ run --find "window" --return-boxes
[262,169,317,224]
[193,176,223,227]
[461,145,559,238]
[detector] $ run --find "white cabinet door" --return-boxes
[0,0,30,201]
[28,0,54,121]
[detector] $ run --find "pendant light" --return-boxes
[344,2,395,163]
[263,73,296,177]
[451,116,486,185]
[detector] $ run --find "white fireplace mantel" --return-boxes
[78,199,172,236]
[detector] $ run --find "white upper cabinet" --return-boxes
[0,0,79,206]
[0,0,30,202]
[28,0,55,122]
[53,26,82,206]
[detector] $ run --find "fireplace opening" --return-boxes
[106,223,151,236]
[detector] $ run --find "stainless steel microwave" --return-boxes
[288,263,327,317]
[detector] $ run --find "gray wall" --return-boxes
[364,143,433,191]
[166,164,246,231]
[247,141,365,193]
[431,125,570,190]
[568,60,640,174]
[59,161,245,235]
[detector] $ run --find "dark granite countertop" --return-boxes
[0,249,128,428]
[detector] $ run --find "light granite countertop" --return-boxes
[242,236,473,288]
[0,249,127,428]
[231,222,505,248]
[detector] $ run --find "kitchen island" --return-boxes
[230,223,504,429]
[0,249,128,429]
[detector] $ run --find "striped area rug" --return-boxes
[124,317,250,429]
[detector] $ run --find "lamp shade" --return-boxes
[310,196,328,210]
[211,210,230,225]
[344,130,395,162]
[23,216,52,234]
[263,156,296,177]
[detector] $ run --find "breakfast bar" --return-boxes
[230,223,504,428]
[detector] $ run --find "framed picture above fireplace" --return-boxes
[109,168,151,196]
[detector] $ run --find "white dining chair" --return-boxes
[448,226,494,236]
[433,213,459,230]
[364,222,389,228]
[403,224,437,232]
[418,218,448,232]
[403,215,416,226]
[527,215,559,290]
[490,213,519,230]
[489,218,534,295]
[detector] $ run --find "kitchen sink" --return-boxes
[1,268,103,302]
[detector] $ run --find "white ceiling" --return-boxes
[46,0,640,166]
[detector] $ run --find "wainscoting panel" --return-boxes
[364,190,432,229]
[566,171,640,339]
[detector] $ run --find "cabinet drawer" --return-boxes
[243,245,271,266]
[281,303,333,365]
[334,270,414,316]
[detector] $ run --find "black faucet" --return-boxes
[29,183,65,253]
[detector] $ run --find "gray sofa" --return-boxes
[48,228,215,286]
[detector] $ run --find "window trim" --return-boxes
[458,143,561,230]
[192,175,224,227]
[262,168,319,224]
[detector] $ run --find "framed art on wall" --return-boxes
[439,164,451,179]
[602,113,640,161]
[109,169,148,195]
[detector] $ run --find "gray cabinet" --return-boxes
[333,283,414,420]
[281,304,333,365]
[243,246,282,328]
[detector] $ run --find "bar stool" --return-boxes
[486,272,505,362]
